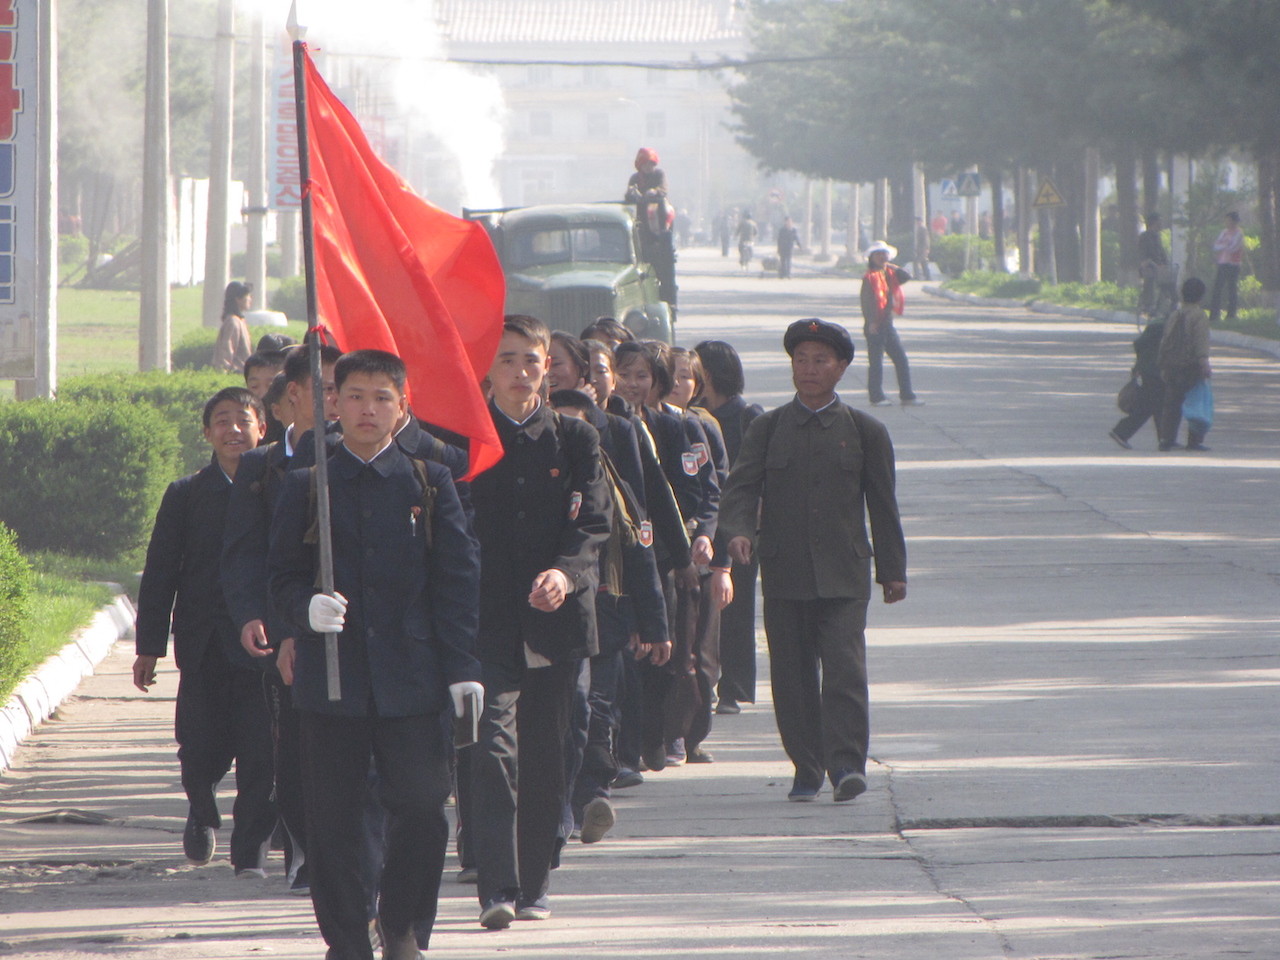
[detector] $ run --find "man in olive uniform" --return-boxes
[719,319,907,803]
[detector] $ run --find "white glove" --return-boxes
[308,592,347,633]
[449,681,484,718]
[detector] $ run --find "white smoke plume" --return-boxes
[252,0,505,210]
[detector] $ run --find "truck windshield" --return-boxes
[505,225,633,270]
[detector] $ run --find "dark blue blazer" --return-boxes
[137,459,250,671]
[268,442,480,717]
[470,402,611,673]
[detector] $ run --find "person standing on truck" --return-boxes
[625,148,677,315]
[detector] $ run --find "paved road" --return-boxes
[1,247,1276,958]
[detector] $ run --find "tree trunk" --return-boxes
[1256,147,1280,298]
[1114,145,1138,288]
[986,166,1006,273]
[1017,166,1033,276]
[1141,148,1160,218]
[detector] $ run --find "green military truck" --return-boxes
[464,203,674,342]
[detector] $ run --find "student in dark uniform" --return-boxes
[134,387,276,876]
[469,317,611,929]
[720,320,908,804]
[613,340,704,774]
[222,345,342,893]
[270,350,481,960]
[663,348,732,765]
[585,340,685,789]
[549,388,669,844]
[693,340,763,715]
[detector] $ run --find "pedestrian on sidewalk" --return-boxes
[911,216,932,281]
[133,386,277,877]
[776,216,802,279]
[1209,211,1245,323]
[1157,278,1213,452]
[213,281,254,374]
[693,340,764,716]
[860,241,921,407]
[467,316,611,930]
[269,350,482,960]
[719,319,908,804]
[1109,321,1166,450]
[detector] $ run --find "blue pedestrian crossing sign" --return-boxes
[940,178,958,199]
[956,172,981,197]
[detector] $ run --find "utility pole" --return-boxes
[817,179,832,261]
[873,179,888,241]
[1170,156,1192,279]
[201,0,236,327]
[245,6,267,307]
[1017,167,1033,277]
[847,182,860,256]
[139,0,170,372]
[24,0,57,399]
[1082,147,1101,283]
[801,180,813,251]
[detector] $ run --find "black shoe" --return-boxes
[787,777,822,802]
[642,744,667,772]
[1158,441,1184,452]
[612,768,644,789]
[289,862,311,895]
[715,699,741,715]
[1108,429,1132,450]
[183,815,215,865]
[1185,441,1211,451]
[686,746,715,763]
[479,899,516,930]
[832,770,868,802]
[580,797,616,844]
[380,926,424,960]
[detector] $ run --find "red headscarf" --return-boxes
[635,147,659,169]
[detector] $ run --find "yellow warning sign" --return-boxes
[1033,177,1067,209]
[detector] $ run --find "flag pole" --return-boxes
[290,25,341,702]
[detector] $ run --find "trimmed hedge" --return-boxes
[60,370,238,475]
[0,400,179,559]
[172,319,308,370]
[0,521,32,683]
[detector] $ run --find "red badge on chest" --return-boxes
[681,451,699,476]
[638,520,654,548]
[568,491,583,520]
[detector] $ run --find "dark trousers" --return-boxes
[570,650,622,821]
[264,670,306,868]
[865,326,916,402]
[1209,263,1239,320]
[1112,377,1165,445]
[454,746,474,870]
[762,596,870,788]
[299,709,451,960]
[1158,365,1206,447]
[560,659,592,841]
[664,571,721,751]
[471,658,579,907]
[643,232,678,307]
[175,642,276,870]
[717,559,759,705]
[778,249,793,278]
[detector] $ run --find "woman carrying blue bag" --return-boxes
[1157,277,1213,452]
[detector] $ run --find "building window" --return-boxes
[529,111,553,138]
[583,66,608,87]
[586,112,609,138]
[521,169,555,204]
[647,68,666,87]
[645,112,666,139]
[528,64,552,85]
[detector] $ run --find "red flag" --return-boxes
[302,49,505,477]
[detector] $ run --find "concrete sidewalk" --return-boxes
[1,252,1276,959]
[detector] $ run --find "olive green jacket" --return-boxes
[718,397,906,601]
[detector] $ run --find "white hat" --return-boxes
[865,240,897,261]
